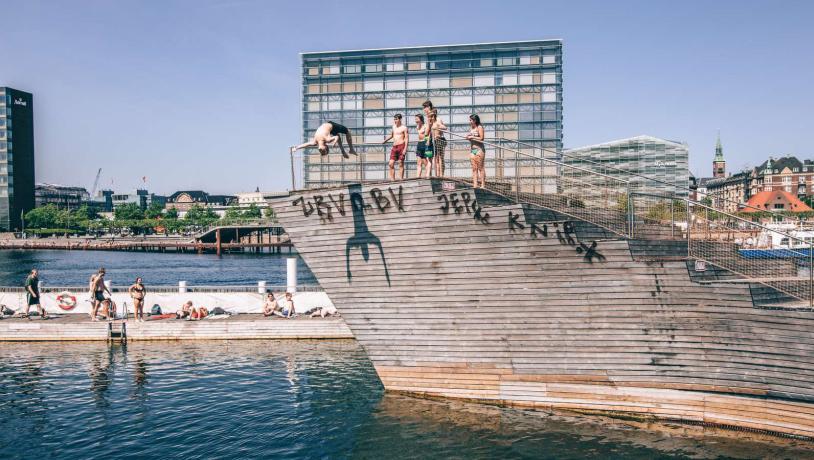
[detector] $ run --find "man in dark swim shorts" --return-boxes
[291,121,356,157]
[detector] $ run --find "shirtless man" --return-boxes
[90,268,111,321]
[422,101,447,176]
[382,114,409,180]
[291,121,356,158]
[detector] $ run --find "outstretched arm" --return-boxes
[292,140,318,152]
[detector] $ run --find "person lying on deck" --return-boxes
[190,306,209,320]
[263,292,286,318]
[309,305,339,318]
[176,301,193,319]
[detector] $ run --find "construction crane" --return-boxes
[90,168,102,197]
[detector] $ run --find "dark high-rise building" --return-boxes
[0,87,35,231]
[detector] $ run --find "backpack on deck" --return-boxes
[151,304,162,316]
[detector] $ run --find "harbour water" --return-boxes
[2,341,812,459]
[1,250,813,458]
[0,250,316,287]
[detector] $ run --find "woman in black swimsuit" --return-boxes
[129,277,146,322]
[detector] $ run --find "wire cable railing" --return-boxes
[289,132,814,306]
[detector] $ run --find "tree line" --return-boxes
[24,202,274,236]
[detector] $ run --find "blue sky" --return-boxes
[1,0,811,194]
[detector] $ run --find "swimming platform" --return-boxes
[0,314,353,341]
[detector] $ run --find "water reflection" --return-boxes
[0,341,810,460]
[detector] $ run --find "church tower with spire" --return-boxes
[712,131,726,178]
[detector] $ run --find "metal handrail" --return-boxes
[494,137,778,216]
[439,130,630,185]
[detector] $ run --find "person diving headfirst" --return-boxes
[291,121,356,158]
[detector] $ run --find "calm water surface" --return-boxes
[0,250,316,287]
[0,341,811,460]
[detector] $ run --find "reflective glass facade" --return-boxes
[0,87,35,231]
[300,40,563,187]
[564,135,690,197]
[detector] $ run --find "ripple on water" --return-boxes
[0,341,811,460]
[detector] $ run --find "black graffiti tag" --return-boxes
[508,211,525,230]
[293,196,315,217]
[328,193,346,216]
[576,241,607,263]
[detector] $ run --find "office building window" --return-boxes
[363,79,384,92]
[385,57,404,72]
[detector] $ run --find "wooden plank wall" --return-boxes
[273,178,814,438]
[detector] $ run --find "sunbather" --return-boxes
[176,301,193,319]
[263,292,286,317]
[283,292,295,318]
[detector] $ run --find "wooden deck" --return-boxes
[0,314,353,341]
[271,178,814,439]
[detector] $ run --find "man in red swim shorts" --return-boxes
[383,114,409,181]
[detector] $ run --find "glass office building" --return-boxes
[0,87,35,231]
[564,135,690,197]
[300,40,563,188]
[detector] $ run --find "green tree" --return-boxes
[184,204,218,222]
[25,204,61,228]
[75,204,98,221]
[145,202,165,219]
[224,206,243,220]
[114,203,144,220]
[243,204,262,219]
[263,206,275,219]
[165,207,179,220]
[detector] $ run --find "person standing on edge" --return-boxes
[383,114,409,180]
[422,101,447,177]
[129,277,146,322]
[466,114,487,188]
[23,269,47,319]
[90,268,111,321]
[414,114,430,178]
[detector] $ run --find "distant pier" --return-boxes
[0,223,293,255]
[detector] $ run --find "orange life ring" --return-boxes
[57,291,77,310]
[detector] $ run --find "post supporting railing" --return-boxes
[514,149,520,202]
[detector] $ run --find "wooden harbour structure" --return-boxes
[0,315,352,341]
[274,138,814,439]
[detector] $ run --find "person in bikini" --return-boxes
[382,114,409,180]
[466,114,487,188]
[423,101,447,177]
[128,277,146,322]
[414,114,430,179]
[290,121,356,158]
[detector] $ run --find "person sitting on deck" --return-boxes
[176,301,193,319]
[263,292,285,318]
[283,292,295,318]
[97,298,116,320]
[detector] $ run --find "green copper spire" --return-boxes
[714,130,724,162]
